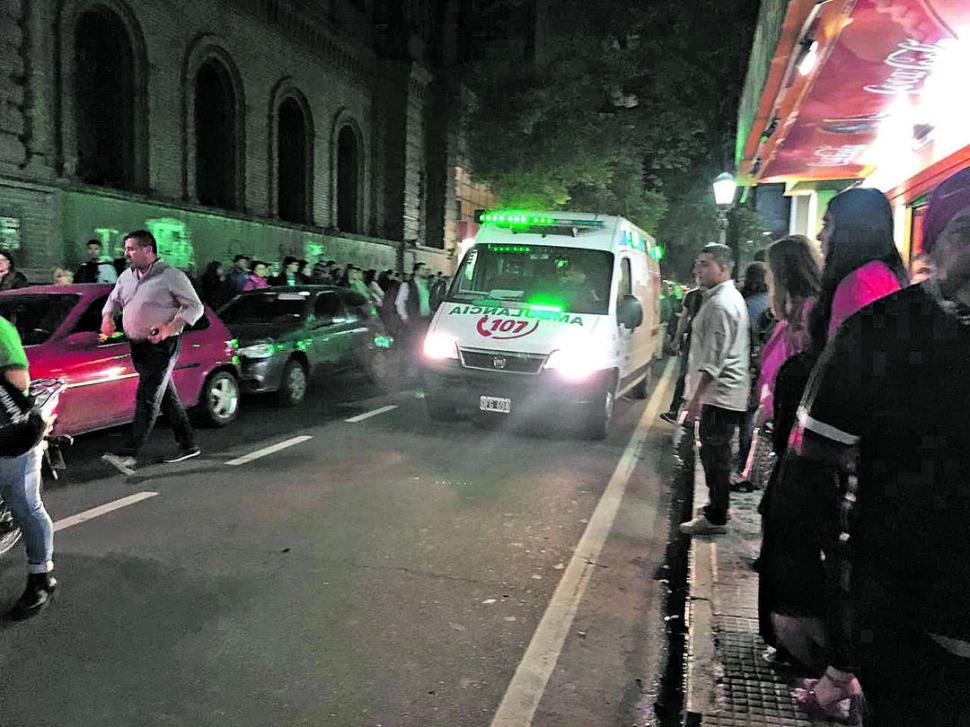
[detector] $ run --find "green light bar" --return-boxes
[486,244,532,253]
[477,210,605,228]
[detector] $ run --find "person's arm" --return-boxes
[100,276,124,339]
[152,270,204,341]
[0,318,30,393]
[395,283,410,322]
[683,305,732,420]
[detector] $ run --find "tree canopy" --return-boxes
[462,0,764,277]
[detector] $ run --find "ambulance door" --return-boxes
[632,253,659,366]
[616,256,636,381]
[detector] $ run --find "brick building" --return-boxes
[0,0,492,280]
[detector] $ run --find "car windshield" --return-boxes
[449,244,614,315]
[0,294,80,345]
[219,292,308,325]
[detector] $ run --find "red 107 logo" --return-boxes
[476,315,540,339]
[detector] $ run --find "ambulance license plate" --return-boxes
[479,396,511,414]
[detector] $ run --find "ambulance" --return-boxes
[422,210,663,438]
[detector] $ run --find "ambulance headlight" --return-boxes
[544,348,605,381]
[423,333,459,360]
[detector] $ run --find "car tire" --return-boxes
[277,358,308,407]
[197,370,240,427]
[585,382,616,440]
[363,347,391,389]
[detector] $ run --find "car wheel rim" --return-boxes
[287,365,307,400]
[210,376,239,419]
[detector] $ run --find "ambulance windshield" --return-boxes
[449,244,613,315]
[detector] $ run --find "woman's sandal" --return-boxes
[793,667,863,724]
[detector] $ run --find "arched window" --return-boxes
[336,125,360,233]
[277,98,311,224]
[74,8,135,190]
[195,59,238,210]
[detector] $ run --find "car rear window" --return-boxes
[0,294,79,345]
[219,292,308,324]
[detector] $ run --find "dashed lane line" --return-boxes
[490,358,677,727]
[225,435,314,466]
[344,404,398,423]
[53,492,159,532]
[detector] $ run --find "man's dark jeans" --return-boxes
[699,404,743,525]
[121,337,196,456]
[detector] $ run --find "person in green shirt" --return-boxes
[0,316,57,620]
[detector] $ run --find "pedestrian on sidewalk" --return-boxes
[750,235,821,663]
[735,261,770,481]
[100,230,204,475]
[0,316,58,619]
[678,243,750,536]
[787,196,970,725]
[758,189,909,668]
[659,283,704,423]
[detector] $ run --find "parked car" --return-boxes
[218,285,393,406]
[0,285,241,438]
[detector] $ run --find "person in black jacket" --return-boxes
[0,250,29,290]
[73,239,118,284]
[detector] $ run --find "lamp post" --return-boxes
[712,172,737,247]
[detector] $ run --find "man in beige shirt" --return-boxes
[679,243,750,535]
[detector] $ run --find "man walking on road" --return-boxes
[679,243,750,536]
[100,230,204,475]
[395,262,434,379]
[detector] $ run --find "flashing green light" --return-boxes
[651,246,665,261]
[375,335,393,349]
[527,297,565,312]
[487,244,532,253]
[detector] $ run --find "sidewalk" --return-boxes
[682,456,824,726]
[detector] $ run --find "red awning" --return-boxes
[742,0,970,189]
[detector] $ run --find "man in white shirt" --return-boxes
[679,243,750,535]
[395,262,433,380]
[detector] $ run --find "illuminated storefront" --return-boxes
[737,0,970,264]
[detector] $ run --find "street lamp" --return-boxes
[712,172,737,246]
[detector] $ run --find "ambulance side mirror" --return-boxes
[618,294,643,329]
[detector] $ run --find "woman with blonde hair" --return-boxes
[52,268,74,285]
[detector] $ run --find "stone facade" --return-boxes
[0,0,487,280]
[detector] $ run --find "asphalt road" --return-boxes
[0,362,677,727]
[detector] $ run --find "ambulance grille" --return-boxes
[458,348,546,375]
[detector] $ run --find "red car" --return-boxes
[0,285,241,437]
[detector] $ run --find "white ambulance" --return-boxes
[422,210,663,438]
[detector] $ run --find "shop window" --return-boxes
[336,125,360,233]
[74,9,135,190]
[195,59,238,210]
[277,98,311,224]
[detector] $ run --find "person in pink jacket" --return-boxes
[810,188,907,349]
[755,235,821,424]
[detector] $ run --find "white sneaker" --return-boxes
[679,515,728,536]
[101,453,136,476]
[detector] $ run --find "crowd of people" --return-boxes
[666,171,970,723]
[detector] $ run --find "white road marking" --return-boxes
[345,404,398,423]
[491,358,677,727]
[225,435,313,466]
[53,492,159,532]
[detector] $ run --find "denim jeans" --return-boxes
[0,444,53,573]
[122,337,196,456]
[699,404,743,525]
[737,407,756,473]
